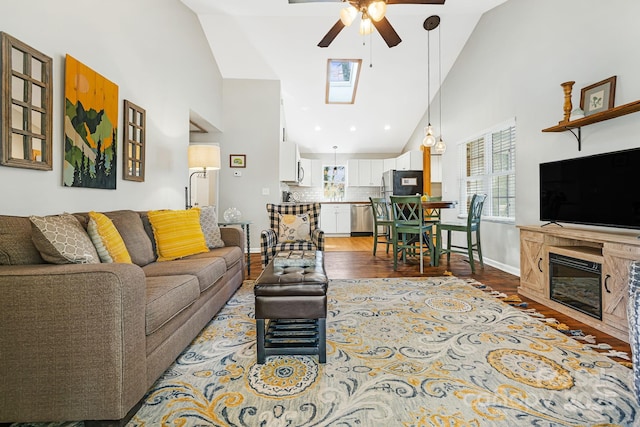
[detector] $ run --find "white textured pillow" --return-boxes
[29,213,100,264]
[199,206,225,249]
[278,213,311,243]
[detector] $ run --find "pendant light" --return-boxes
[433,17,447,155]
[422,17,436,148]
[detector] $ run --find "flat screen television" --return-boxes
[539,147,640,229]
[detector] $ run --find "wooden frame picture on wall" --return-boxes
[123,100,145,182]
[0,32,53,170]
[580,76,617,116]
[63,54,118,189]
[230,154,246,168]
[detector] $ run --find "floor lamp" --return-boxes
[186,144,221,209]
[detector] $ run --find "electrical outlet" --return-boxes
[262,188,270,196]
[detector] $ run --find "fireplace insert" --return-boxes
[549,252,602,320]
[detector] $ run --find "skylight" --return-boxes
[325,59,362,104]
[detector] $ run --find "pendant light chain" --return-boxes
[427,29,431,126]
[438,22,442,139]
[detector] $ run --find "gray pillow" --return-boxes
[29,213,99,264]
[199,206,225,249]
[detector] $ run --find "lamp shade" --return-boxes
[188,144,220,170]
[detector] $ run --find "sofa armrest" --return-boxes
[220,226,244,253]
[0,263,148,422]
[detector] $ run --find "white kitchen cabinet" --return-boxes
[279,141,300,182]
[310,159,322,186]
[369,159,383,186]
[383,157,396,173]
[396,150,423,171]
[347,159,359,186]
[357,159,383,186]
[349,159,384,187]
[321,204,351,234]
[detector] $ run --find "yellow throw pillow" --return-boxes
[87,211,132,264]
[147,208,208,262]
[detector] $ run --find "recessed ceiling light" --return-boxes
[349,126,357,132]
[314,126,322,131]
[384,125,391,131]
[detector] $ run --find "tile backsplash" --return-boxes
[285,184,382,203]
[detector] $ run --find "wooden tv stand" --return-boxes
[518,225,640,342]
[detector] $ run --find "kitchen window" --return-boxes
[458,119,516,222]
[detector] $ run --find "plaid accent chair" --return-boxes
[260,203,325,267]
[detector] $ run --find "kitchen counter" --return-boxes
[319,201,371,204]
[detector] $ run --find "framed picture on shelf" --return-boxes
[230,154,246,168]
[580,76,616,116]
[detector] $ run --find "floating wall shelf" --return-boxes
[542,99,640,150]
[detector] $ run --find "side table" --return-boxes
[218,220,252,275]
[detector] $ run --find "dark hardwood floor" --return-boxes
[247,236,631,361]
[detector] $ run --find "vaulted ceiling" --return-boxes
[182,0,507,154]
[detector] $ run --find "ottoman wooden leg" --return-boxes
[256,318,266,364]
[318,318,326,363]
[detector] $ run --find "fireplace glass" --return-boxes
[549,252,602,320]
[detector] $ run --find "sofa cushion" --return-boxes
[87,212,132,264]
[145,275,199,335]
[199,206,225,249]
[29,214,100,264]
[105,211,156,267]
[147,209,209,262]
[143,257,226,293]
[0,215,44,265]
[187,246,243,270]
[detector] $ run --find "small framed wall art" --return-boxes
[123,100,145,182]
[230,154,246,168]
[580,76,616,116]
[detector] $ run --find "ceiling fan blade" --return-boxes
[318,20,346,48]
[387,0,445,4]
[372,17,402,48]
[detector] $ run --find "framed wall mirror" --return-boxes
[0,32,53,170]
[123,100,146,181]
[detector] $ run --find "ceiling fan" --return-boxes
[289,0,445,48]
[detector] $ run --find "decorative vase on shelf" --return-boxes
[223,207,242,222]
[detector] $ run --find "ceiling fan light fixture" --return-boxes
[367,1,387,22]
[422,124,436,147]
[340,6,357,26]
[359,16,373,35]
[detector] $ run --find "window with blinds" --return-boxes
[459,120,516,221]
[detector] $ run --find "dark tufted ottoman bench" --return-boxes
[254,251,328,364]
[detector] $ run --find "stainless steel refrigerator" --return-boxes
[382,170,424,200]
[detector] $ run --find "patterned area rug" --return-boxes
[13,277,639,426]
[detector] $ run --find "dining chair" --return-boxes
[438,193,487,273]
[369,197,393,256]
[390,195,434,274]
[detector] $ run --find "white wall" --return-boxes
[0,0,223,215]
[405,0,640,275]
[218,79,282,252]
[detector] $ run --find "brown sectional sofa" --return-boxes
[0,210,245,425]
